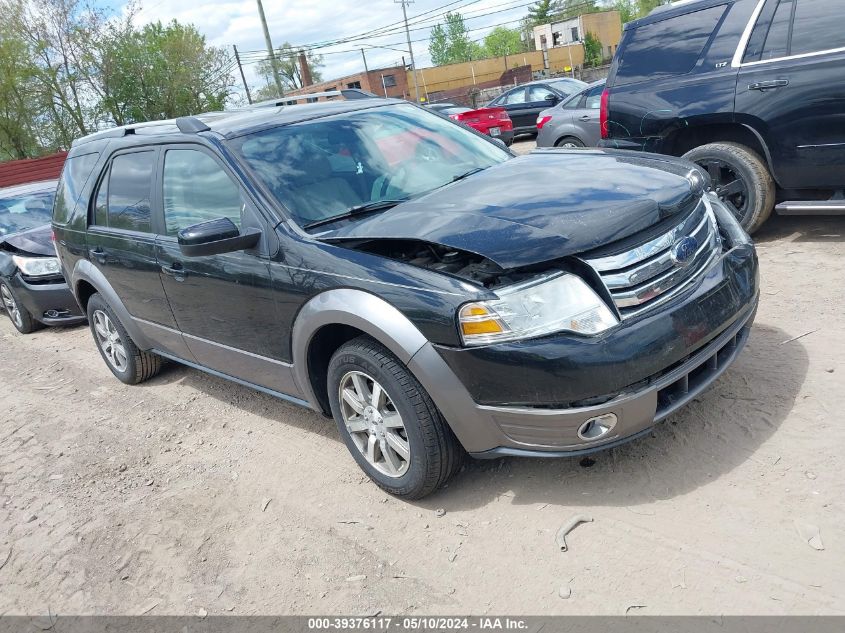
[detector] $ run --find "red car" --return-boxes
[428,103,514,146]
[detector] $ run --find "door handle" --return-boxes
[161,263,186,281]
[748,79,789,91]
[91,247,107,264]
[578,115,591,121]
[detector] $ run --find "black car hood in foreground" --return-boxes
[327,149,704,269]
[0,224,54,256]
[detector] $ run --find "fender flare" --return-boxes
[72,259,155,349]
[291,288,429,409]
[738,123,778,184]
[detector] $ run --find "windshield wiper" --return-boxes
[452,166,487,183]
[303,199,407,230]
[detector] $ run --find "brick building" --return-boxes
[285,65,410,100]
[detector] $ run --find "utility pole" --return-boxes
[395,0,421,103]
[361,48,369,74]
[255,0,284,96]
[233,45,253,104]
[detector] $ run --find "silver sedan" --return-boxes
[536,80,605,148]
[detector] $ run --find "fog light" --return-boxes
[577,413,617,441]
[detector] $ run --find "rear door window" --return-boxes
[743,0,793,62]
[615,5,726,85]
[584,84,604,109]
[503,88,527,105]
[743,0,845,62]
[791,0,845,55]
[106,151,154,233]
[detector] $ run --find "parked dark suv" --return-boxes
[54,99,759,498]
[601,0,845,233]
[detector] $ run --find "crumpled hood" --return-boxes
[327,149,704,269]
[0,224,55,257]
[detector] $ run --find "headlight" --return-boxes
[458,272,619,346]
[12,255,61,277]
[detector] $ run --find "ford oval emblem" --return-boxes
[671,236,699,267]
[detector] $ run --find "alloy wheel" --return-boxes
[698,158,749,220]
[338,370,410,478]
[92,309,128,372]
[0,285,23,329]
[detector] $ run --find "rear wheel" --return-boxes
[0,281,38,334]
[683,142,775,234]
[555,136,585,148]
[327,336,463,499]
[87,293,162,384]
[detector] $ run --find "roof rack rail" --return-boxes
[175,116,211,134]
[247,88,379,109]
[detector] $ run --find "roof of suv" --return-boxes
[71,97,405,148]
[628,0,737,28]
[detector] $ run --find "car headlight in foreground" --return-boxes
[458,272,619,346]
[12,255,62,277]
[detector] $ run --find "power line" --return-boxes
[236,0,598,59]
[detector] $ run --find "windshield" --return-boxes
[0,187,55,236]
[229,103,511,229]
[547,78,587,97]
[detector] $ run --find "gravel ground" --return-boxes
[1,158,843,615]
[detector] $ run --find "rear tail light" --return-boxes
[537,115,552,130]
[600,88,610,139]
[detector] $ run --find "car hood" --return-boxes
[326,149,705,269]
[0,224,54,256]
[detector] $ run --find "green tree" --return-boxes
[583,31,602,66]
[0,3,41,158]
[254,43,324,98]
[609,0,637,23]
[96,20,233,125]
[482,27,526,58]
[526,0,561,26]
[636,0,663,16]
[428,12,480,65]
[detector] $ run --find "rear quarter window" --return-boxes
[615,5,727,86]
[52,152,99,225]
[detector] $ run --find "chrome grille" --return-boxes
[584,197,721,318]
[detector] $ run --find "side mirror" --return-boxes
[544,94,559,103]
[178,217,261,257]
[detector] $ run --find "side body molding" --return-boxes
[291,289,430,409]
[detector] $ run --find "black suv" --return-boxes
[600,0,845,233]
[54,99,758,498]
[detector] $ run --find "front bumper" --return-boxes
[407,200,759,456]
[9,272,86,326]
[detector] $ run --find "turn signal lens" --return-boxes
[458,303,507,340]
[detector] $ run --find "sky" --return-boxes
[125,0,542,94]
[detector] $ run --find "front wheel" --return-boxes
[683,142,775,234]
[1,280,38,334]
[327,336,463,499]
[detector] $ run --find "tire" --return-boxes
[682,142,775,234]
[555,136,585,148]
[86,293,162,385]
[0,280,38,334]
[327,336,463,499]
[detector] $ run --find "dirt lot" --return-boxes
[1,141,844,615]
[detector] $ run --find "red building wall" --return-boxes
[0,152,68,188]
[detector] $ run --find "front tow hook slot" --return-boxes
[577,413,618,441]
